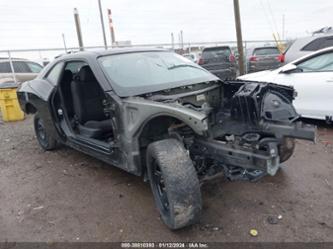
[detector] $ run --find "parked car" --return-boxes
[198,46,237,80]
[17,48,315,229]
[282,34,333,64]
[182,53,199,63]
[0,58,43,84]
[246,46,282,73]
[239,46,333,122]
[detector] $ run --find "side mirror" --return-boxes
[280,64,298,74]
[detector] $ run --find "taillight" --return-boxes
[229,54,236,63]
[249,56,257,62]
[198,58,204,65]
[277,54,285,63]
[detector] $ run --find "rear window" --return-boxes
[202,47,231,59]
[302,36,333,51]
[253,47,280,56]
[65,61,87,74]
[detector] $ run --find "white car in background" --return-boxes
[239,46,333,122]
[182,53,199,63]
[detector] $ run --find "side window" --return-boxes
[302,38,323,51]
[64,61,87,74]
[297,52,333,72]
[0,62,11,73]
[319,37,333,50]
[26,62,43,73]
[13,61,31,73]
[46,62,64,84]
[302,36,333,51]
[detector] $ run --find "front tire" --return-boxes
[34,113,57,151]
[279,137,295,163]
[146,139,202,230]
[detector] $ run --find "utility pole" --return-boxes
[233,0,245,75]
[171,33,174,50]
[98,0,108,49]
[62,33,67,53]
[107,9,116,46]
[180,30,184,51]
[73,8,84,51]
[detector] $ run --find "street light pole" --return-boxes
[98,0,108,49]
[233,0,245,75]
[180,30,184,51]
[62,33,67,53]
[107,9,116,46]
[171,32,174,50]
[73,8,84,51]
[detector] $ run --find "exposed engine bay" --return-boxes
[144,80,315,181]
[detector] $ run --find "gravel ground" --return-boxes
[0,115,332,242]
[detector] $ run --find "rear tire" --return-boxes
[146,139,202,230]
[34,113,57,151]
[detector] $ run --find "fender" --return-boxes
[116,97,209,175]
[122,97,209,137]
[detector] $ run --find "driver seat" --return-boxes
[71,66,113,139]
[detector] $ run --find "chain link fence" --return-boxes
[0,39,285,83]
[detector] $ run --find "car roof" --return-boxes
[0,58,28,62]
[202,46,231,51]
[253,46,278,49]
[56,47,169,61]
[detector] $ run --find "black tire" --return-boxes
[34,113,57,151]
[146,138,202,230]
[279,137,295,163]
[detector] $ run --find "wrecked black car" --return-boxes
[17,48,315,230]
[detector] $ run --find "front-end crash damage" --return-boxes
[125,79,315,181]
[189,80,316,180]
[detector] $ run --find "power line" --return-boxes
[258,0,275,35]
[266,0,279,35]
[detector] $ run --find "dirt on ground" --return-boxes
[0,116,332,242]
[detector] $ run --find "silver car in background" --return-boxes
[283,33,333,64]
[0,58,43,84]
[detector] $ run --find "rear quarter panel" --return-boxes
[17,79,59,142]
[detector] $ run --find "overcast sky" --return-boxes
[0,0,332,50]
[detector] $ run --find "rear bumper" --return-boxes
[248,63,281,73]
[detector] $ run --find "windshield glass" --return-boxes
[98,51,216,96]
[202,47,231,60]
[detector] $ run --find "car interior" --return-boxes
[57,62,114,143]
